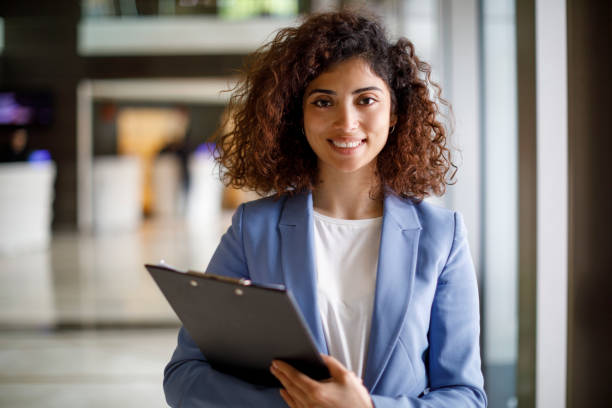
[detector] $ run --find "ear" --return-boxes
[390,112,398,128]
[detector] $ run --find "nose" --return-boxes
[333,103,358,132]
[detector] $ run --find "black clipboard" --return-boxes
[145,263,330,387]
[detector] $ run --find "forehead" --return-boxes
[305,57,389,91]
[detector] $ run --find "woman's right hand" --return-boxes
[271,354,374,408]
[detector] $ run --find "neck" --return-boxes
[312,162,383,220]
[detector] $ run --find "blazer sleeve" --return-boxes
[163,204,287,407]
[370,212,487,408]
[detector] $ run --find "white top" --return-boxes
[313,210,382,379]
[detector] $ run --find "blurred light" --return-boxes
[28,150,52,163]
[194,142,215,157]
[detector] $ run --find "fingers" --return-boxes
[271,360,320,395]
[272,357,372,408]
[321,354,349,380]
[279,388,297,408]
[271,361,309,403]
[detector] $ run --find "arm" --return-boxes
[371,212,487,408]
[163,204,287,407]
[164,327,286,407]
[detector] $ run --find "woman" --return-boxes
[164,10,487,408]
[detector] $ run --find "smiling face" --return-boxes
[302,57,396,180]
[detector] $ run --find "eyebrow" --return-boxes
[306,86,384,97]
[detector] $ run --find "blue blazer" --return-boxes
[164,192,487,407]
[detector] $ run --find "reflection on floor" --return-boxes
[0,215,231,407]
[0,329,177,407]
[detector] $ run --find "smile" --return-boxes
[329,139,365,149]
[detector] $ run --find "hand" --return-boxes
[270,354,374,408]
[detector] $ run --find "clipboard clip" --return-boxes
[186,271,252,287]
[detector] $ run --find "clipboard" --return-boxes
[145,263,330,387]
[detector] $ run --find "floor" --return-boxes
[0,329,176,407]
[0,215,231,407]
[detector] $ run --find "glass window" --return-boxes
[78,0,300,55]
[81,0,299,19]
[481,0,519,407]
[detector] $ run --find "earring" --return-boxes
[301,128,305,136]
[389,125,395,134]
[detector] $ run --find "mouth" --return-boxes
[328,138,366,150]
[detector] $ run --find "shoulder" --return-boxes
[386,195,464,261]
[413,199,457,234]
[241,194,288,215]
[236,194,292,230]
[386,194,457,234]
[413,201,470,276]
[415,199,467,247]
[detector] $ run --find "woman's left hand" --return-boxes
[270,354,374,408]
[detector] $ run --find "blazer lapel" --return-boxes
[363,194,422,391]
[278,192,328,354]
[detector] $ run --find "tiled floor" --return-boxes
[0,215,232,407]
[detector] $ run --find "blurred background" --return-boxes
[0,0,609,407]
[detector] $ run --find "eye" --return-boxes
[312,99,332,108]
[358,96,377,105]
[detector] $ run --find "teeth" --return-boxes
[332,140,362,148]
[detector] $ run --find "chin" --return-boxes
[330,160,373,174]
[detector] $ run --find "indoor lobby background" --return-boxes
[0,1,609,407]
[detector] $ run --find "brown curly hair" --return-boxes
[215,9,455,202]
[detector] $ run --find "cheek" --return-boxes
[304,133,316,150]
[303,127,324,153]
[373,105,393,127]
[303,109,325,132]
[363,112,391,140]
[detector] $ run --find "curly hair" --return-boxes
[215,9,456,202]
